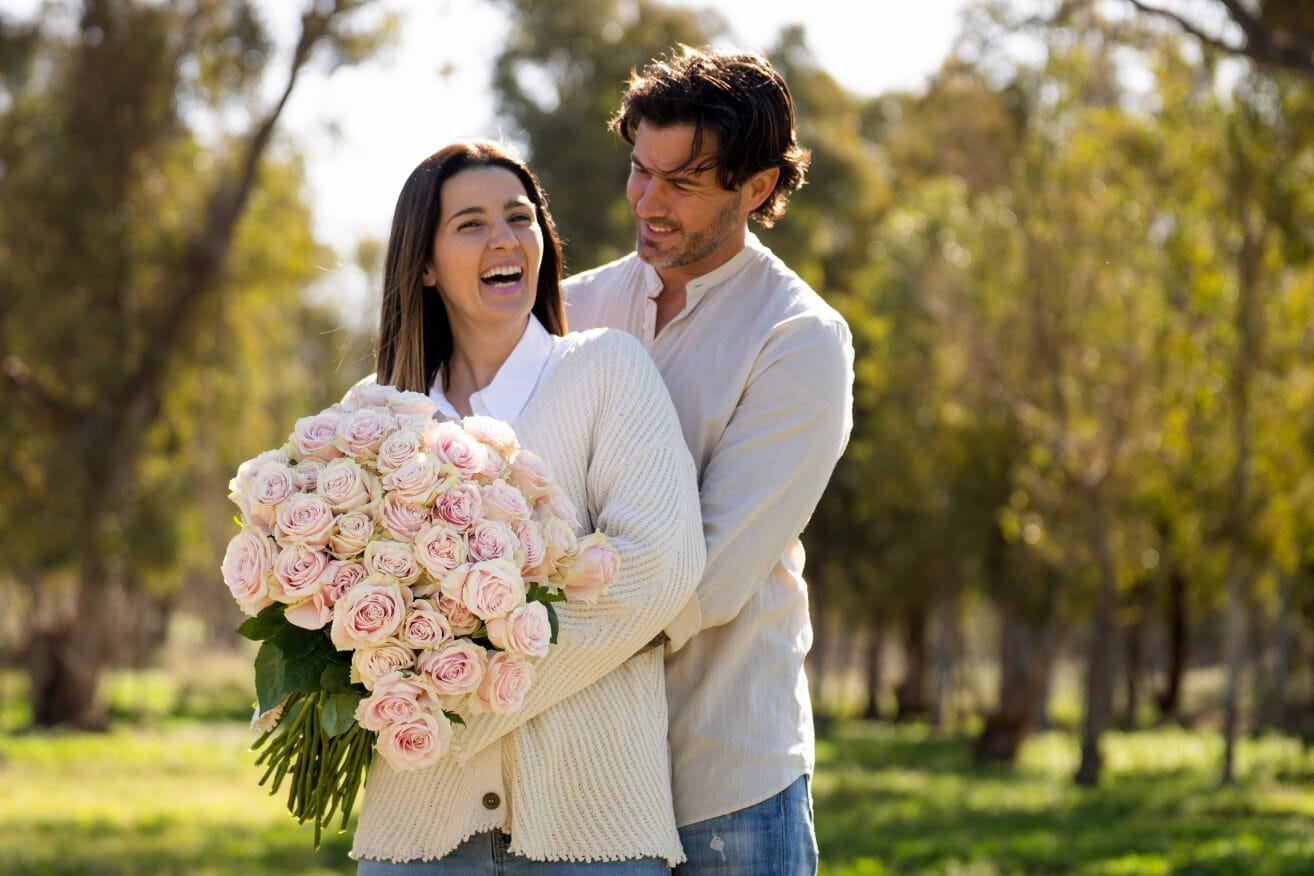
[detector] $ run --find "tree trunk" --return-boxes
[863,619,885,721]
[1220,119,1266,786]
[895,605,930,720]
[28,541,112,729]
[1155,567,1188,723]
[974,611,1055,762]
[1075,488,1118,787]
[1122,592,1147,730]
[930,576,958,729]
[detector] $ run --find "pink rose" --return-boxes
[228,449,290,516]
[379,493,432,543]
[513,519,546,579]
[435,591,481,637]
[354,670,442,730]
[328,510,376,560]
[321,559,367,604]
[416,639,488,700]
[273,492,335,549]
[461,415,519,458]
[364,539,423,585]
[434,482,481,530]
[476,652,535,714]
[294,457,326,493]
[383,455,455,505]
[342,382,397,411]
[413,523,468,587]
[462,559,525,620]
[486,601,552,658]
[429,421,487,479]
[284,588,333,630]
[539,515,579,573]
[376,427,424,474]
[317,458,376,513]
[477,449,509,483]
[222,528,275,616]
[480,479,531,523]
[376,711,453,771]
[399,599,453,650]
[387,390,440,424]
[351,639,416,689]
[560,532,618,603]
[536,489,578,527]
[271,542,328,604]
[507,449,555,502]
[330,574,409,650]
[291,411,344,462]
[467,519,520,564]
[246,462,304,534]
[336,406,396,459]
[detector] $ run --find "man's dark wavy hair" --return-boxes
[610,45,811,227]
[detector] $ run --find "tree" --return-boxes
[0,0,389,728]
[1103,0,1314,81]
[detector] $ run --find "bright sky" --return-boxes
[280,0,976,259]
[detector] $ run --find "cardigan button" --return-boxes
[482,792,501,810]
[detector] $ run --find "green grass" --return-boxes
[1,709,1312,874]
[814,722,1314,875]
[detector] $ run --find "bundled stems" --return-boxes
[252,690,376,849]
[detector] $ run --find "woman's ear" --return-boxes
[421,262,438,287]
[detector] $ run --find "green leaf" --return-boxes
[254,640,291,713]
[320,662,354,694]
[443,710,465,727]
[236,603,289,641]
[545,601,559,644]
[321,692,362,738]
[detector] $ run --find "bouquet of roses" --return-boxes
[220,382,618,846]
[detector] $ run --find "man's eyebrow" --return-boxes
[630,154,713,185]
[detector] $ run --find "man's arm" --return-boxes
[667,312,854,650]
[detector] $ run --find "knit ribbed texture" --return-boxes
[351,328,704,865]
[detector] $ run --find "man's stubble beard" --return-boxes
[635,197,742,270]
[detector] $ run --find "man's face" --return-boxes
[626,120,749,280]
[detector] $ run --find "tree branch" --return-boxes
[1126,0,1314,80]
[1122,0,1244,56]
[118,1,360,441]
[0,355,81,428]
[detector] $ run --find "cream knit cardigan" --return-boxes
[350,328,704,865]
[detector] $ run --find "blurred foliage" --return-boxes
[488,0,1314,783]
[0,0,385,727]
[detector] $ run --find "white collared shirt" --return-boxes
[429,315,567,422]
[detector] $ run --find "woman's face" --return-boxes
[424,165,544,340]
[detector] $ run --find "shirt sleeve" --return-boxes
[452,334,705,760]
[667,312,854,650]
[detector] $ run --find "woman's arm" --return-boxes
[451,332,704,761]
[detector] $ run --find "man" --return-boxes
[565,45,855,875]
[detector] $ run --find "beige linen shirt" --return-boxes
[565,232,855,826]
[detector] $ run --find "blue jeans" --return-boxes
[673,775,817,876]
[356,831,670,875]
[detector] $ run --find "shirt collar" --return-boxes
[642,232,762,312]
[429,315,556,423]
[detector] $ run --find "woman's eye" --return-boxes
[511,213,534,224]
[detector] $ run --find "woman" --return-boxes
[351,140,703,872]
